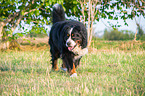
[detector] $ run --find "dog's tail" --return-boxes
[52,4,65,24]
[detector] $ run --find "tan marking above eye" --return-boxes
[67,34,70,37]
[72,34,74,36]
[76,40,81,44]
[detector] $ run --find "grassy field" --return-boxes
[0,40,145,96]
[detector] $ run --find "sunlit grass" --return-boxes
[0,49,145,95]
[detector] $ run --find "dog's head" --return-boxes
[64,26,83,51]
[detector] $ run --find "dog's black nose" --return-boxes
[67,42,71,46]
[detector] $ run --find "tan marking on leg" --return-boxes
[70,63,76,75]
[52,59,59,71]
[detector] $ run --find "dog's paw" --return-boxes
[60,67,67,72]
[70,73,77,77]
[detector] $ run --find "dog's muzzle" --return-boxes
[66,38,77,51]
[67,44,77,51]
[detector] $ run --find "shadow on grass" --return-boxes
[0,66,68,77]
[0,66,46,74]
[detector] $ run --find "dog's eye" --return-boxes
[67,34,70,37]
[76,40,81,44]
[72,34,74,37]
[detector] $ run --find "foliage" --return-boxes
[63,0,145,26]
[139,34,145,41]
[0,0,64,41]
[137,25,145,40]
[0,0,144,47]
[0,0,64,27]
[27,26,48,38]
[63,0,145,45]
[104,29,134,40]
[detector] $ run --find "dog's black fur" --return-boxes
[49,4,88,76]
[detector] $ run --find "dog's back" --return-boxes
[52,4,65,24]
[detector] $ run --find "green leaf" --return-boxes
[114,16,118,20]
[73,1,78,4]
[35,10,40,16]
[117,25,121,27]
[125,22,128,26]
[41,0,45,2]
[108,15,113,19]
[27,19,31,24]
[21,11,24,15]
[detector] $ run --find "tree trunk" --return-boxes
[134,17,139,41]
[0,15,23,50]
[0,22,5,40]
[77,0,99,47]
[2,30,8,41]
[0,8,36,50]
[87,0,91,47]
[134,29,138,41]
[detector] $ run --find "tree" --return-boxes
[0,0,65,49]
[120,0,145,41]
[0,0,144,49]
[78,0,99,46]
[0,0,35,39]
[0,0,66,38]
[63,0,145,46]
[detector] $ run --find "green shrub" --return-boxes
[104,29,134,40]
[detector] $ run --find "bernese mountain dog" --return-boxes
[49,4,88,77]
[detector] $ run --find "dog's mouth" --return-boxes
[68,44,77,51]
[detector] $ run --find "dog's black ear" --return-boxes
[81,23,88,48]
[74,25,87,48]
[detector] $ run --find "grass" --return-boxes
[91,39,145,51]
[0,40,145,96]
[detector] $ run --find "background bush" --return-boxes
[103,29,134,40]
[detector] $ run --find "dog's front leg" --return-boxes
[62,54,77,77]
[69,63,77,77]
